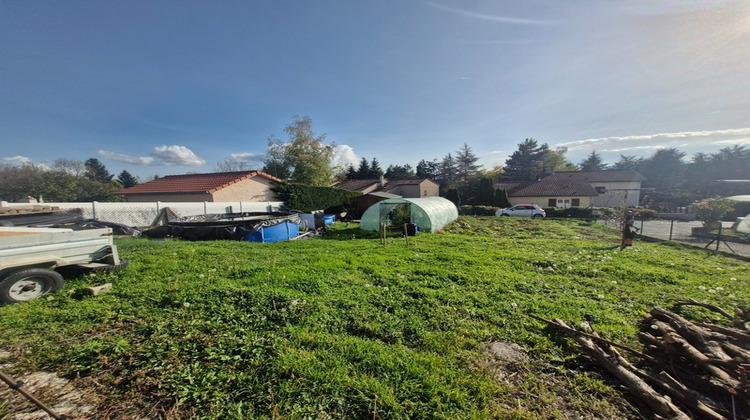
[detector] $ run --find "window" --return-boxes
[571,198,580,207]
[595,186,606,194]
[548,198,556,207]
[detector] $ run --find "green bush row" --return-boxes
[272,183,361,213]
[543,207,595,219]
[458,205,497,216]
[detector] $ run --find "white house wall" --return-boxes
[213,176,279,202]
[508,196,593,208]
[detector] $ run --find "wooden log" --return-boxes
[528,313,657,363]
[651,308,734,362]
[550,318,691,420]
[696,322,750,342]
[721,342,750,363]
[656,371,728,420]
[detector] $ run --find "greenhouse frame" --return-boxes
[359,197,459,233]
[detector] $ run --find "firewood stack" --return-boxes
[532,302,750,419]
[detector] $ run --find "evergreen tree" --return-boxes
[579,150,607,171]
[477,177,495,205]
[345,164,357,180]
[369,158,384,178]
[445,188,460,207]
[494,188,511,208]
[385,164,415,179]
[355,158,371,179]
[416,159,439,179]
[610,154,644,170]
[454,143,482,186]
[84,158,114,183]
[440,153,458,188]
[503,138,550,181]
[638,148,687,195]
[117,170,139,188]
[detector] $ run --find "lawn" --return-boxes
[0,217,747,419]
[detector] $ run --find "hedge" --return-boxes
[543,207,595,219]
[272,183,362,213]
[458,205,498,216]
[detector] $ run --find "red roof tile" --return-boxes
[118,171,282,195]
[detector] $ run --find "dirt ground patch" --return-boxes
[0,349,96,419]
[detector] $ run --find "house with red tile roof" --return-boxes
[496,169,646,208]
[117,171,283,203]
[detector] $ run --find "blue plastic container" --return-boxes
[323,214,335,225]
[245,221,299,243]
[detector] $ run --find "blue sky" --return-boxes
[2,0,749,179]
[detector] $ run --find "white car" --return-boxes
[496,204,546,218]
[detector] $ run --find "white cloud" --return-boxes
[422,1,555,25]
[99,150,155,165]
[1,156,33,166]
[711,137,750,146]
[153,145,206,166]
[99,145,206,166]
[605,145,667,153]
[556,128,750,152]
[334,144,359,168]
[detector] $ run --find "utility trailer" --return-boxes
[0,227,128,304]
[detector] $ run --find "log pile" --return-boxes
[531,303,750,419]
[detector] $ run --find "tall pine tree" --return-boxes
[503,139,550,181]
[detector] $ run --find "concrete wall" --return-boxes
[0,201,283,227]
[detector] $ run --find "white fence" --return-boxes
[0,201,283,227]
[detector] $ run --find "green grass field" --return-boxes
[1,217,748,419]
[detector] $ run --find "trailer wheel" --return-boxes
[0,268,64,304]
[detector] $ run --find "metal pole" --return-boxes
[669,219,674,241]
[716,224,721,251]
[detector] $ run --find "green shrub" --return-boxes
[693,198,735,226]
[544,207,594,219]
[633,208,658,219]
[458,205,497,216]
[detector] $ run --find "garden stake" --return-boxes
[0,370,67,419]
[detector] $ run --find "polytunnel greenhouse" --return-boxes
[359,197,459,233]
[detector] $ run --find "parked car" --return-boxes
[496,204,546,218]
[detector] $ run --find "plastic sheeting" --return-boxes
[167,212,303,241]
[359,197,458,233]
